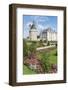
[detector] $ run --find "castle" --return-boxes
[29,21,57,42]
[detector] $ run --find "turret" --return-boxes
[29,21,37,41]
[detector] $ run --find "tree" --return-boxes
[47,41,50,46]
[40,39,43,43]
[23,39,28,57]
[39,40,44,47]
[29,42,36,54]
[37,35,40,39]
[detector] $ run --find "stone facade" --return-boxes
[40,28,57,41]
[29,21,37,41]
[29,22,57,42]
[29,29,37,41]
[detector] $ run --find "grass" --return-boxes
[37,48,57,65]
[36,48,57,73]
[48,49,57,64]
[23,65,36,75]
[26,41,45,48]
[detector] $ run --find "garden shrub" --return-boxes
[23,39,28,57]
[41,52,51,73]
[47,41,50,46]
[28,42,37,54]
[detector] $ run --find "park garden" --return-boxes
[23,39,57,75]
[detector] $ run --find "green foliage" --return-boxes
[23,65,36,74]
[23,40,37,58]
[47,41,50,46]
[37,35,40,39]
[40,39,43,43]
[23,46,57,74]
[41,52,51,73]
[37,40,45,47]
[48,49,57,64]
[23,38,57,74]
[55,49,57,56]
[23,39,28,57]
[28,42,37,54]
[55,43,57,47]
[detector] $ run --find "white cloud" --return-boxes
[30,16,49,24]
[37,16,49,24]
[38,16,49,22]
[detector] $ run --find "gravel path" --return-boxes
[36,45,56,51]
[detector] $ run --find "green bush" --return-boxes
[23,39,28,57]
[37,35,40,39]
[28,42,37,54]
[40,40,43,43]
[23,40,37,58]
[41,52,51,73]
[38,40,44,47]
[47,41,50,46]
[55,43,57,47]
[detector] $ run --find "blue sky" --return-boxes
[23,15,57,38]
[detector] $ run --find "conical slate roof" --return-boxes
[30,21,36,29]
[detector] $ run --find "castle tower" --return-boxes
[29,21,37,41]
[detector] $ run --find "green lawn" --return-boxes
[48,49,57,64]
[37,48,57,65]
[23,65,36,75]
